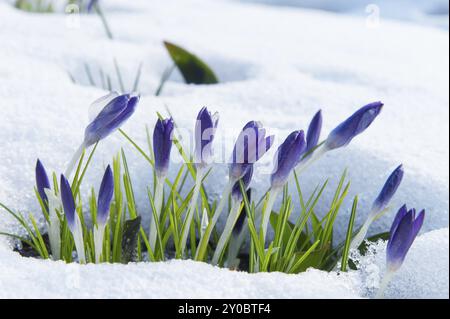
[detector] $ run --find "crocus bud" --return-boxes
[230,121,274,181]
[153,117,174,178]
[386,205,425,272]
[372,165,404,213]
[97,165,114,226]
[84,93,140,147]
[60,174,76,232]
[271,130,307,189]
[195,107,219,169]
[36,159,50,207]
[306,110,322,154]
[231,165,254,203]
[325,102,383,150]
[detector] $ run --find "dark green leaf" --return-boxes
[163,41,219,85]
[121,216,141,264]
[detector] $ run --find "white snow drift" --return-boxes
[0,0,448,298]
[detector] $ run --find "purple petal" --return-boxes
[35,159,50,206]
[270,130,307,188]
[84,94,139,147]
[97,165,114,225]
[153,117,174,177]
[60,174,76,231]
[306,110,322,153]
[325,102,383,150]
[372,165,404,212]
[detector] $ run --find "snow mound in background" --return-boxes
[0,0,448,298]
[237,0,449,29]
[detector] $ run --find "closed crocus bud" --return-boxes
[97,165,114,226]
[36,159,50,206]
[325,102,383,150]
[271,130,307,189]
[386,205,425,272]
[195,107,219,169]
[306,110,322,154]
[153,117,174,178]
[231,165,254,203]
[230,121,274,181]
[372,165,404,213]
[84,93,140,147]
[60,174,76,232]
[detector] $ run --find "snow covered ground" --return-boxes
[238,0,449,29]
[0,0,448,298]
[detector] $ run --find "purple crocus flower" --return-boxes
[305,110,322,154]
[153,117,175,178]
[84,94,140,147]
[271,130,307,189]
[325,102,383,150]
[230,121,274,181]
[60,174,76,232]
[231,165,254,202]
[372,165,404,213]
[386,205,425,272]
[35,159,50,206]
[195,107,219,169]
[97,165,114,226]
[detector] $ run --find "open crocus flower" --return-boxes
[229,121,274,182]
[65,92,140,177]
[376,205,425,298]
[195,107,219,169]
[93,165,114,263]
[350,165,404,250]
[60,174,86,263]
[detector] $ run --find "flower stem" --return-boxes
[212,200,241,265]
[65,143,85,178]
[179,169,204,257]
[149,177,164,252]
[375,270,395,299]
[73,213,86,264]
[94,223,106,263]
[260,187,280,244]
[195,180,234,261]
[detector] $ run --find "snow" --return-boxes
[237,0,449,29]
[0,0,448,298]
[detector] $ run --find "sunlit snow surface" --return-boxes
[0,0,448,298]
